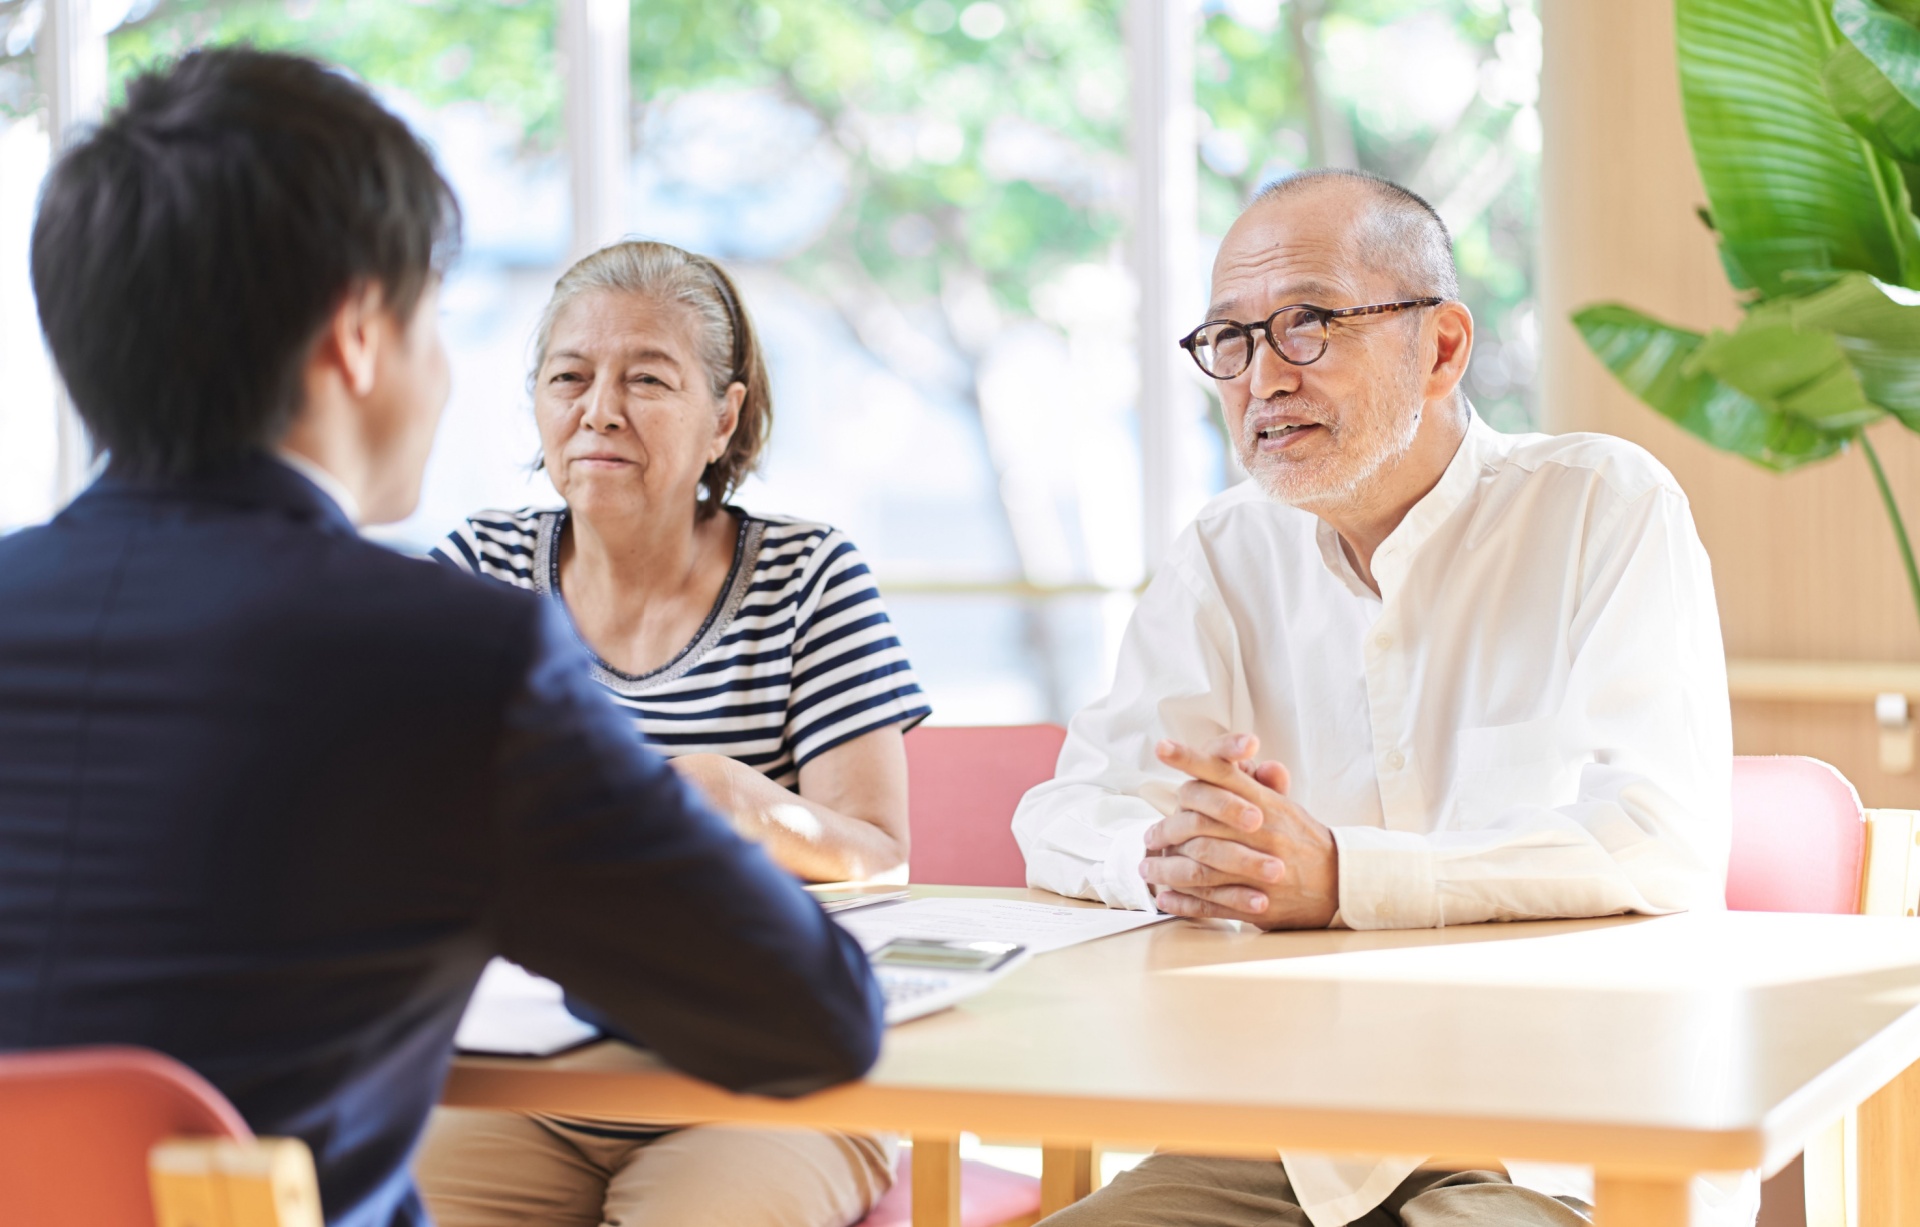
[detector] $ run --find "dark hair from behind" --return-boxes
[30,47,461,480]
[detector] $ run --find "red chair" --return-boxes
[1727,754,1865,914]
[0,1044,319,1227]
[905,723,1067,888]
[858,724,1069,1227]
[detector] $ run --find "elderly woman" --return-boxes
[416,240,927,1227]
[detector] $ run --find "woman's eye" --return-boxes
[633,373,666,388]
[549,372,581,385]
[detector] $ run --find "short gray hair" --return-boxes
[1251,169,1459,302]
[530,239,772,517]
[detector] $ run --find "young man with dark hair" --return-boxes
[0,48,883,1227]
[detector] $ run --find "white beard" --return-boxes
[1238,369,1427,512]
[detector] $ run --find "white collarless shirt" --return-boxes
[1013,413,1745,1226]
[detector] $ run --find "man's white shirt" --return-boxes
[1013,413,1748,1226]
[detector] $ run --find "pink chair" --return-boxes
[859,1158,1047,1227]
[905,723,1067,888]
[858,724,1069,1227]
[0,1045,254,1226]
[1726,756,1870,1227]
[1726,754,1865,914]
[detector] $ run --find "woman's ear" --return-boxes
[711,381,746,462]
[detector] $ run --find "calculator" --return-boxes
[871,937,1030,1025]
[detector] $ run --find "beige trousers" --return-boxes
[1038,1154,1593,1227]
[414,1108,896,1227]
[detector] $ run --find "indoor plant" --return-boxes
[1575,0,1920,628]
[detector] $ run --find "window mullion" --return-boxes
[1127,0,1200,575]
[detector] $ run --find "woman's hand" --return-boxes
[668,730,911,884]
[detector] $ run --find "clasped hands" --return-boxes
[1140,734,1340,931]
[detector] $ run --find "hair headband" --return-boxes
[698,257,748,386]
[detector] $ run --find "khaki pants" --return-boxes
[1038,1154,1593,1227]
[415,1108,896,1227]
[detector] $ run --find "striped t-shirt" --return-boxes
[431,507,929,785]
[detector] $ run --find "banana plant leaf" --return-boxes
[1868,0,1920,22]
[1825,36,1920,160]
[1835,0,1920,109]
[1767,269,1920,426]
[1679,0,1920,294]
[1573,304,1853,470]
[1688,318,1883,430]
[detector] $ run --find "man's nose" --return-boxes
[1248,335,1300,400]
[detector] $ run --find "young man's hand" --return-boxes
[1139,734,1339,930]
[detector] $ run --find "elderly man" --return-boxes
[1014,170,1739,1226]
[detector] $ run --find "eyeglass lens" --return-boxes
[1191,307,1328,377]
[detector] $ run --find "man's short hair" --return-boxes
[31,48,461,479]
[1251,169,1459,303]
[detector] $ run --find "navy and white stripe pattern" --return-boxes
[433,507,929,785]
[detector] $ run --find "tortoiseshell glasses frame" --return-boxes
[1178,297,1445,380]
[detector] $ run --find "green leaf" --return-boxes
[1573,303,1853,471]
[1677,0,1920,294]
[1688,316,1882,429]
[1771,270,1920,427]
[1834,0,1920,108]
[1871,0,1920,23]
[1824,38,1920,160]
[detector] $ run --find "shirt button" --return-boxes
[1383,750,1406,771]
[1374,633,1392,651]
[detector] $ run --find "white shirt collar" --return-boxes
[1314,405,1499,602]
[273,448,362,526]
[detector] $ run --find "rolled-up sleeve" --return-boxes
[1012,537,1247,912]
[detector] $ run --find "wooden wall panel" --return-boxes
[1539,0,1920,806]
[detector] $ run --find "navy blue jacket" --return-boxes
[0,457,884,1226]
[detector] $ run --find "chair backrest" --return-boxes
[0,1045,252,1227]
[1727,755,1866,915]
[905,724,1067,887]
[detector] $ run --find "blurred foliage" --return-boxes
[3,0,1542,421]
[0,1,40,116]
[621,0,1131,319]
[102,0,561,141]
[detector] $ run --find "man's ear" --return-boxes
[1425,300,1474,402]
[316,282,388,399]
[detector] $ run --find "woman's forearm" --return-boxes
[674,753,909,883]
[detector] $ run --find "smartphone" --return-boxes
[870,937,1026,973]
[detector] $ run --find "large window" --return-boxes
[618,1,1155,722]
[0,0,54,529]
[5,0,1542,724]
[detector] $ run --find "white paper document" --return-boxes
[455,958,602,1057]
[834,897,1171,956]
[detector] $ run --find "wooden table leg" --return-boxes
[1858,1057,1920,1227]
[1040,1144,1096,1215]
[1594,1174,1691,1227]
[911,1134,961,1227]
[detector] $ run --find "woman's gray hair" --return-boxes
[530,239,772,517]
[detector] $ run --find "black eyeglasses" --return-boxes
[1178,298,1444,380]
